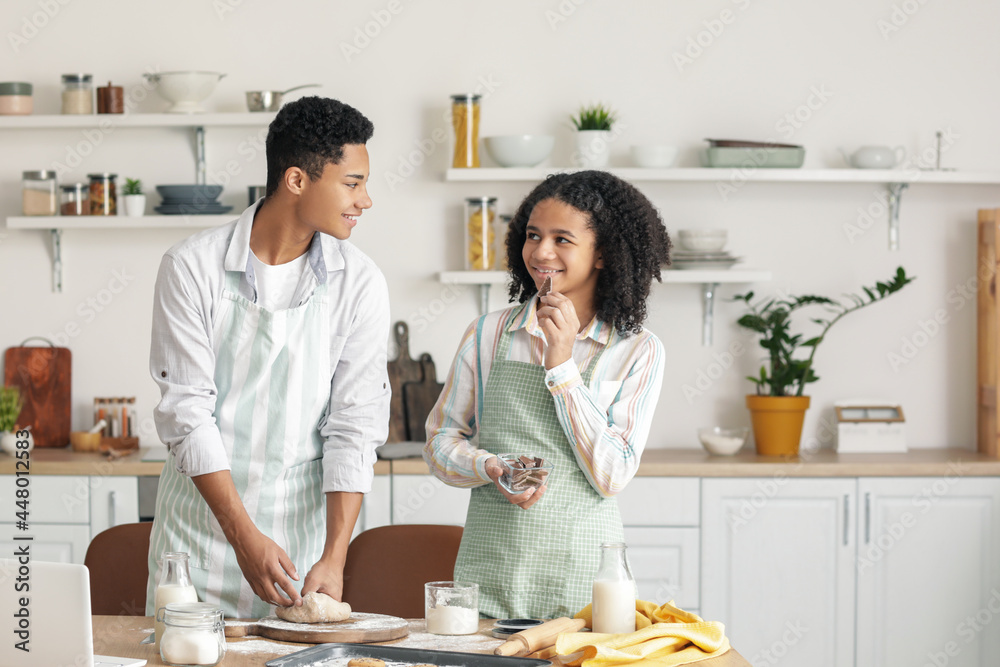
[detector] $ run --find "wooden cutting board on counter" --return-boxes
[3,339,71,448]
[404,353,445,443]
[978,208,1000,458]
[225,611,408,644]
[387,321,423,443]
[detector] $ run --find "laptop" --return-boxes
[0,559,146,667]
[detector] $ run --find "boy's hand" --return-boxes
[485,456,547,509]
[537,290,580,370]
[302,558,345,603]
[231,529,302,607]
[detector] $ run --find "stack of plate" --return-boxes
[155,185,233,215]
[671,250,742,270]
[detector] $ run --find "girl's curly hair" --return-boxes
[506,170,671,336]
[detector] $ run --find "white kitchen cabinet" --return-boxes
[354,476,392,539]
[89,475,139,538]
[855,477,1000,667]
[0,523,91,563]
[702,478,857,667]
[391,474,470,525]
[617,477,701,609]
[0,475,92,563]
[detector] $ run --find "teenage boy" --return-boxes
[146,97,389,618]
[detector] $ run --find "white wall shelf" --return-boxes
[6,216,225,292]
[439,269,772,345]
[445,167,1000,185]
[3,114,272,292]
[447,168,1000,252]
[0,112,277,129]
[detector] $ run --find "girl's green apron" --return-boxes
[454,305,624,619]
[147,270,331,618]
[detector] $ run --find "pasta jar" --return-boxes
[157,602,226,667]
[61,73,93,114]
[0,82,33,115]
[88,173,117,216]
[465,197,498,270]
[451,94,481,168]
[60,183,89,216]
[22,171,57,216]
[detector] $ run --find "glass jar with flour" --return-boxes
[158,602,226,667]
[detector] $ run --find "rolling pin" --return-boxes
[494,617,586,656]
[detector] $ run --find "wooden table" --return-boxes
[94,616,751,666]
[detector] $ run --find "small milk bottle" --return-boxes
[154,552,199,650]
[592,542,637,634]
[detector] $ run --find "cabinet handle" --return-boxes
[864,492,871,544]
[843,494,850,546]
[108,490,117,527]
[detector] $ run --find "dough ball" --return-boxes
[348,659,385,667]
[275,592,351,623]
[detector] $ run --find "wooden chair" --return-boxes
[341,524,464,618]
[84,521,153,616]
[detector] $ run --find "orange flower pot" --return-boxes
[746,395,811,456]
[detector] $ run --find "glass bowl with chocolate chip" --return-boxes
[496,454,553,494]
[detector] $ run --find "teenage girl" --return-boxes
[424,170,672,619]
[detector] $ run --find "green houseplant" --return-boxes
[123,177,146,217]
[0,387,25,456]
[734,267,914,455]
[570,103,618,168]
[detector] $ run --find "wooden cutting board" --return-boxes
[404,354,445,443]
[978,208,1000,458]
[3,339,71,448]
[387,322,424,443]
[225,611,408,644]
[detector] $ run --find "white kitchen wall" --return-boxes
[1,0,997,451]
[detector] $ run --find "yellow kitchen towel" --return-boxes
[562,600,729,667]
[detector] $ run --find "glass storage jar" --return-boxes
[61,73,93,114]
[465,197,498,270]
[0,82,33,115]
[157,602,225,667]
[451,94,481,168]
[22,171,57,216]
[88,173,117,215]
[592,542,637,634]
[60,183,88,216]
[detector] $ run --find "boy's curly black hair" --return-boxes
[506,170,671,336]
[264,96,374,197]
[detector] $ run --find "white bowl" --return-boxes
[483,135,555,168]
[144,71,226,113]
[698,427,749,456]
[677,229,727,252]
[630,144,678,168]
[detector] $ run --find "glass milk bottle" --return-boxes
[592,542,637,634]
[154,552,199,650]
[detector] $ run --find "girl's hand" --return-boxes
[537,291,579,370]
[485,456,547,509]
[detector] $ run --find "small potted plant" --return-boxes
[123,178,146,217]
[570,103,617,168]
[734,267,914,456]
[0,386,26,455]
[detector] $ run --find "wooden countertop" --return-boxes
[94,616,750,666]
[393,447,1000,477]
[0,448,392,477]
[6,446,998,478]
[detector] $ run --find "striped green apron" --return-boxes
[147,270,331,618]
[454,305,624,619]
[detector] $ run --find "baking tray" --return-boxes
[703,146,805,168]
[266,642,552,667]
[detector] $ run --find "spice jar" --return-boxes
[157,602,225,667]
[451,94,481,168]
[465,197,498,270]
[61,73,93,114]
[88,173,117,215]
[96,81,124,114]
[22,171,57,216]
[0,82,33,115]
[60,183,88,216]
